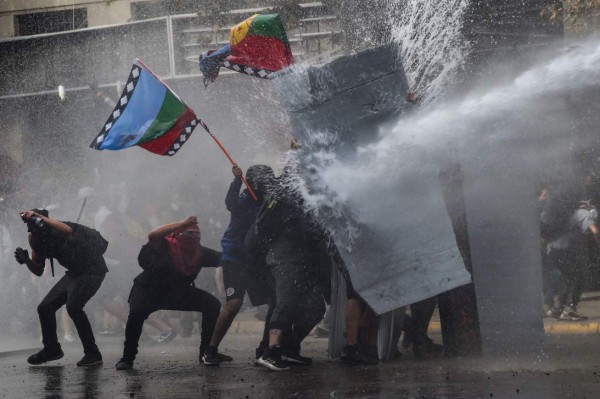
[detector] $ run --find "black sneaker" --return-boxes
[544,306,562,319]
[560,307,588,321]
[217,352,233,362]
[115,358,134,370]
[76,353,103,367]
[257,347,290,371]
[255,345,267,360]
[27,348,64,365]
[202,346,220,366]
[425,338,444,354]
[281,348,312,365]
[156,328,177,344]
[341,345,379,365]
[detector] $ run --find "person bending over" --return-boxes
[115,216,226,370]
[14,209,108,366]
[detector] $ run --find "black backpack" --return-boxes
[72,223,109,257]
[45,223,108,276]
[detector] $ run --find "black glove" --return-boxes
[14,247,29,265]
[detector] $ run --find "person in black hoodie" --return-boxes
[14,208,108,367]
[254,172,327,371]
[115,216,224,370]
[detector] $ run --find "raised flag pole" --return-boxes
[135,58,259,202]
[197,118,259,202]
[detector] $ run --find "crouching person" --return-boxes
[115,216,223,370]
[14,209,108,366]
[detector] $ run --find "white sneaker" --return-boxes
[63,334,74,343]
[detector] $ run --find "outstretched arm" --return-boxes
[148,216,197,249]
[225,165,243,211]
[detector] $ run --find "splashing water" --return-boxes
[391,0,471,103]
[301,41,600,252]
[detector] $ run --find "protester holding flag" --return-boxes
[202,164,276,365]
[115,216,228,370]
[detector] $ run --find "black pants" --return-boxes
[411,296,437,347]
[269,262,325,347]
[38,272,105,355]
[122,283,221,361]
[548,249,586,309]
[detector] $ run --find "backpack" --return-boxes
[72,223,109,257]
[137,243,165,273]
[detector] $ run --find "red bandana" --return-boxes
[165,225,203,276]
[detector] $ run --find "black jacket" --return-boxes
[33,221,108,276]
[134,238,221,289]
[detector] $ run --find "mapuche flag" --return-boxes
[199,14,294,86]
[90,60,198,156]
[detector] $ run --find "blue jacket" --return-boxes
[220,178,259,263]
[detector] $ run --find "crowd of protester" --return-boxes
[5,136,600,371]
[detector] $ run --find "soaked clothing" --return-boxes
[134,240,220,289]
[256,187,327,343]
[122,238,221,361]
[269,261,325,341]
[220,178,269,305]
[39,273,105,355]
[33,221,108,276]
[221,179,259,264]
[123,282,220,361]
[33,221,108,356]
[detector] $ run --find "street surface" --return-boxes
[3,299,600,398]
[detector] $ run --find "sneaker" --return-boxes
[255,345,267,360]
[76,353,103,367]
[156,328,177,344]
[257,347,290,371]
[425,338,444,354]
[27,348,64,365]
[544,306,562,319]
[115,358,134,370]
[202,346,220,366]
[341,345,379,365]
[63,334,75,343]
[559,307,588,321]
[217,352,233,362]
[281,348,312,365]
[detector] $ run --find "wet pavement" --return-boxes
[2,332,600,399]
[3,298,600,398]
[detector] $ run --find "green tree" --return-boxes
[543,0,600,34]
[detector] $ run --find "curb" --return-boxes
[0,347,40,359]
[429,321,600,335]
[544,322,600,334]
[231,320,600,335]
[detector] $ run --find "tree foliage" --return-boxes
[542,0,600,33]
